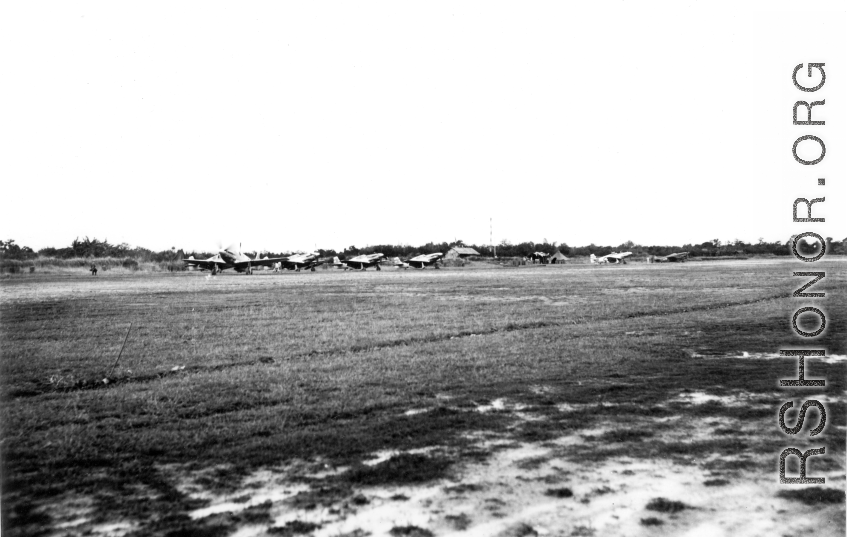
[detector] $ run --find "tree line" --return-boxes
[313,237,845,259]
[1,237,184,262]
[2,235,845,262]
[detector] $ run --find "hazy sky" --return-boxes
[2,1,845,253]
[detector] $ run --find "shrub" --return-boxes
[645,497,688,513]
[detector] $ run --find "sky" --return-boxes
[2,1,845,253]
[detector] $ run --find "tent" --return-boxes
[549,251,569,264]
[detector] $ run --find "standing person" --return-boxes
[90,264,98,276]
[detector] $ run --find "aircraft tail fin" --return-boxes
[590,254,597,264]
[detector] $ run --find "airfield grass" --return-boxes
[1,260,845,536]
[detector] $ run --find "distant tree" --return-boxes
[475,244,493,256]
[1,239,37,260]
[515,242,534,257]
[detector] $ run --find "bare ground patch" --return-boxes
[114,391,844,537]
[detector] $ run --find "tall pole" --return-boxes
[491,217,496,258]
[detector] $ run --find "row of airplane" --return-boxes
[589,251,689,264]
[184,244,687,274]
[183,244,446,274]
[328,252,446,270]
[328,253,446,270]
[183,245,321,274]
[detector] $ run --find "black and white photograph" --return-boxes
[1,1,845,536]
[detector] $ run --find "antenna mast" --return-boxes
[491,217,496,258]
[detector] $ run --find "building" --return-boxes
[444,246,480,260]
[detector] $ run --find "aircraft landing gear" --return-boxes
[376,264,381,271]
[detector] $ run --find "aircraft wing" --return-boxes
[409,253,441,263]
[183,258,223,270]
[286,253,317,265]
[287,257,325,269]
[606,252,632,260]
[235,256,289,269]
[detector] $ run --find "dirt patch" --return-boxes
[544,487,573,498]
[645,497,689,513]
[51,388,843,537]
[388,525,434,537]
[776,487,846,505]
[344,454,452,486]
[268,520,322,535]
[595,429,654,443]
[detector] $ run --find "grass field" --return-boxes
[1,259,845,537]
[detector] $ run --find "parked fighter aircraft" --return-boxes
[184,253,225,271]
[590,252,633,265]
[282,252,323,272]
[653,252,689,262]
[391,257,410,269]
[183,244,287,274]
[330,257,352,270]
[405,252,444,269]
[335,253,385,270]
